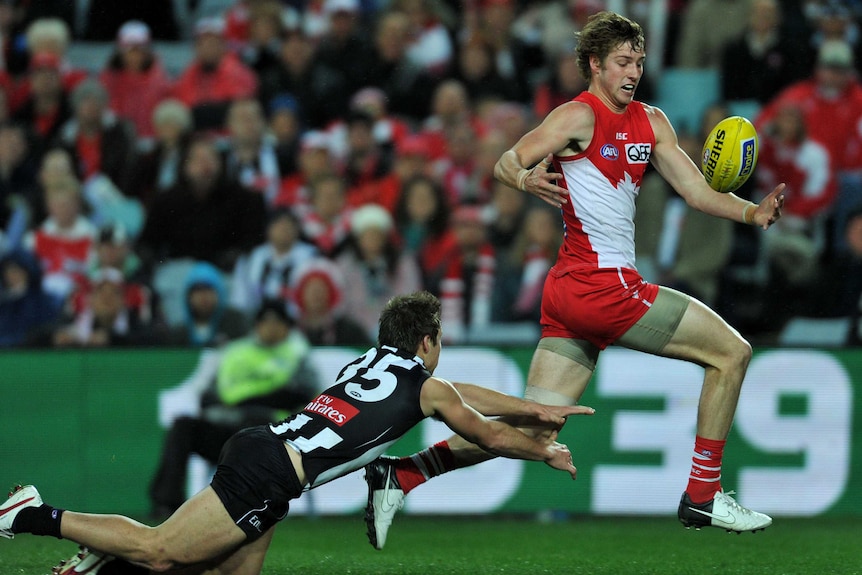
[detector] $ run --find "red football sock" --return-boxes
[686,435,726,504]
[393,440,457,494]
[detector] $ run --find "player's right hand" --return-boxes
[545,439,578,479]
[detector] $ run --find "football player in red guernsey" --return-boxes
[365,11,786,547]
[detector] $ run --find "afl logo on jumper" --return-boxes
[625,143,652,164]
[601,144,619,160]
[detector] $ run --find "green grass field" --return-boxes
[2,515,860,575]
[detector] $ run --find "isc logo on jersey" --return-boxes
[625,143,651,164]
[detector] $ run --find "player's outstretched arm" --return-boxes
[421,377,579,479]
[451,380,595,426]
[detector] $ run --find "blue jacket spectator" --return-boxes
[0,249,62,347]
[163,261,248,348]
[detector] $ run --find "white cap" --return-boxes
[324,0,360,15]
[118,20,151,46]
[818,39,854,69]
[300,130,331,152]
[351,204,393,234]
[194,16,226,37]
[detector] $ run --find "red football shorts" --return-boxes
[540,265,660,350]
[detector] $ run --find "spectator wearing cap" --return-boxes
[99,20,174,140]
[129,99,194,207]
[267,93,303,176]
[335,203,422,339]
[272,130,335,208]
[56,78,138,193]
[7,18,87,113]
[149,297,318,518]
[439,204,496,344]
[172,17,258,131]
[162,260,249,348]
[804,0,862,77]
[12,50,72,156]
[34,266,159,347]
[229,207,319,320]
[289,257,373,346]
[312,0,377,124]
[221,98,286,206]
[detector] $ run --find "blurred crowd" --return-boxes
[1,0,862,350]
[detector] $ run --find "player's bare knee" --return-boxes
[718,336,752,380]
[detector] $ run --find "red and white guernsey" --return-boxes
[538,91,660,349]
[554,91,655,272]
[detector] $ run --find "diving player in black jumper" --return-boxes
[1,291,594,575]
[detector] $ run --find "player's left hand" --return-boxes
[755,183,785,230]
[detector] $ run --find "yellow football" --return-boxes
[701,116,759,193]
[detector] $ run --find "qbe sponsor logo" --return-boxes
[625,143,651,164]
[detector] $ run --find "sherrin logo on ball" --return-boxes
[701,115,759,193]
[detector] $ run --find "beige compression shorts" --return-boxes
[536,286,691,371]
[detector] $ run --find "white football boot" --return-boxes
[51,546,114,575]
[0,484,43,539]
[678,490,772,533]
[364,456,405,550]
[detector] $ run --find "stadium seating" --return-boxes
[654,67,720,135]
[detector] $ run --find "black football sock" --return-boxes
[11,504,64,538]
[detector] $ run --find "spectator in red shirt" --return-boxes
[756,39,862,174]
[172,17,258,131]
[23,169,97,301]
[756,38,862,259]
[341,110,395,210]
[99,20,173,140]
[7,18,86,113]
[293,172,353,257]
[273,130,336,209]
[756,102,836,292]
